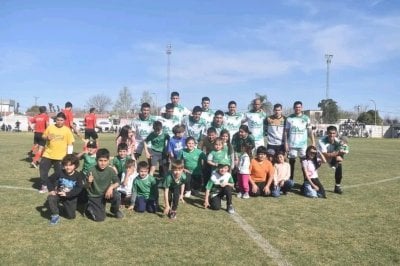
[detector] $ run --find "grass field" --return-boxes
[0,132,399,265]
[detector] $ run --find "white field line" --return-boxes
[230,212,291,266]
[344,176,400,189]
[0,185,36,191]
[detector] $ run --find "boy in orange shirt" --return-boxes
[249,146,274,197]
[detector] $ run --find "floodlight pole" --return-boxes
[166,43,172,102]
[325,54,333,99]
[370,99,377,125]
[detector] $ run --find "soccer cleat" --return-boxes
[242,192,250,199]
[169,210,177,219]
[115,210,124,219]
[334,185,343,194]
[85,208,97,221]
[38,185,48,194]
[30,161,39,169]
[50,215,60,225]
[227,205,235,214]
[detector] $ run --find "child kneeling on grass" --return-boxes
[128,161,158,213]
[204,162,235,214]
[163,159,186,219]
[85,148,123,221]
[47,154,84,225]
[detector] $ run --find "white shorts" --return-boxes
[288,147,306,159]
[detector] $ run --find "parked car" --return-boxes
[96,120,112,133]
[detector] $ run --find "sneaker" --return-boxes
[331,166,336,170]
[184,191,191,198]
[39,185,48,194]
[236,192,243,198]
[169,210,177,219]
[227,205,235,214]
[50,214,60,225]
[334,185,343,194]
[85,208,97,221]
[114,210,124,219]
[242,192,250,199]
[31,161,39,169]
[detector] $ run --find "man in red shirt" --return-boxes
[84,107,98,141]
[29,106,49,168]
[62,101,81,137]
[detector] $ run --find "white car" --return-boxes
[96,120,112,133]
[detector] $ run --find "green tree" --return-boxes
[357,110,382,125]
[247,93,272,114]
[318,98,339,123]
[85,94,112,113]
[113,87,135,116]
[26,105,40,114]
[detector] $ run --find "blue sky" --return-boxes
[1,0,399,118]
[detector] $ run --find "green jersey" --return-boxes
[285,113,311,149]
[207,149,229,169]
[133,175,157,200]
[112,155,132,177]
[201,109,214,127]
[145,131,169,152]
[183,116,207,143]
[82,153,97,175]
[86,166,119,197]
[224,112,243,138]
[178,148,206,175]
[163,172,187,189]
[243,111,267,146]
[157,115,180,137]
[132,115,156,142]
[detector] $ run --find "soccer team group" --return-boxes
[28,92,348,225]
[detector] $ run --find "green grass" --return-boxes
[0,132,399,265]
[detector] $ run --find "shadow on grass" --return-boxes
[36,200,51,220]
[29,177,42,190]
[184,196,205,209]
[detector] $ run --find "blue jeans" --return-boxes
[135,196,156,213]
[271,179,294,197]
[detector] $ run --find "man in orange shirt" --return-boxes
[29,106,50,168]
[84,107,98,141]
[249,146,274,197]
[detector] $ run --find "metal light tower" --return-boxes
[34,96,39,106]
[325,54,333,99]
[370,99,377,125]
[166,43,172,101]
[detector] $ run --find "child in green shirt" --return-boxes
[163,159,186,219]
[128,161,158,213]
[85,148,123,221]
